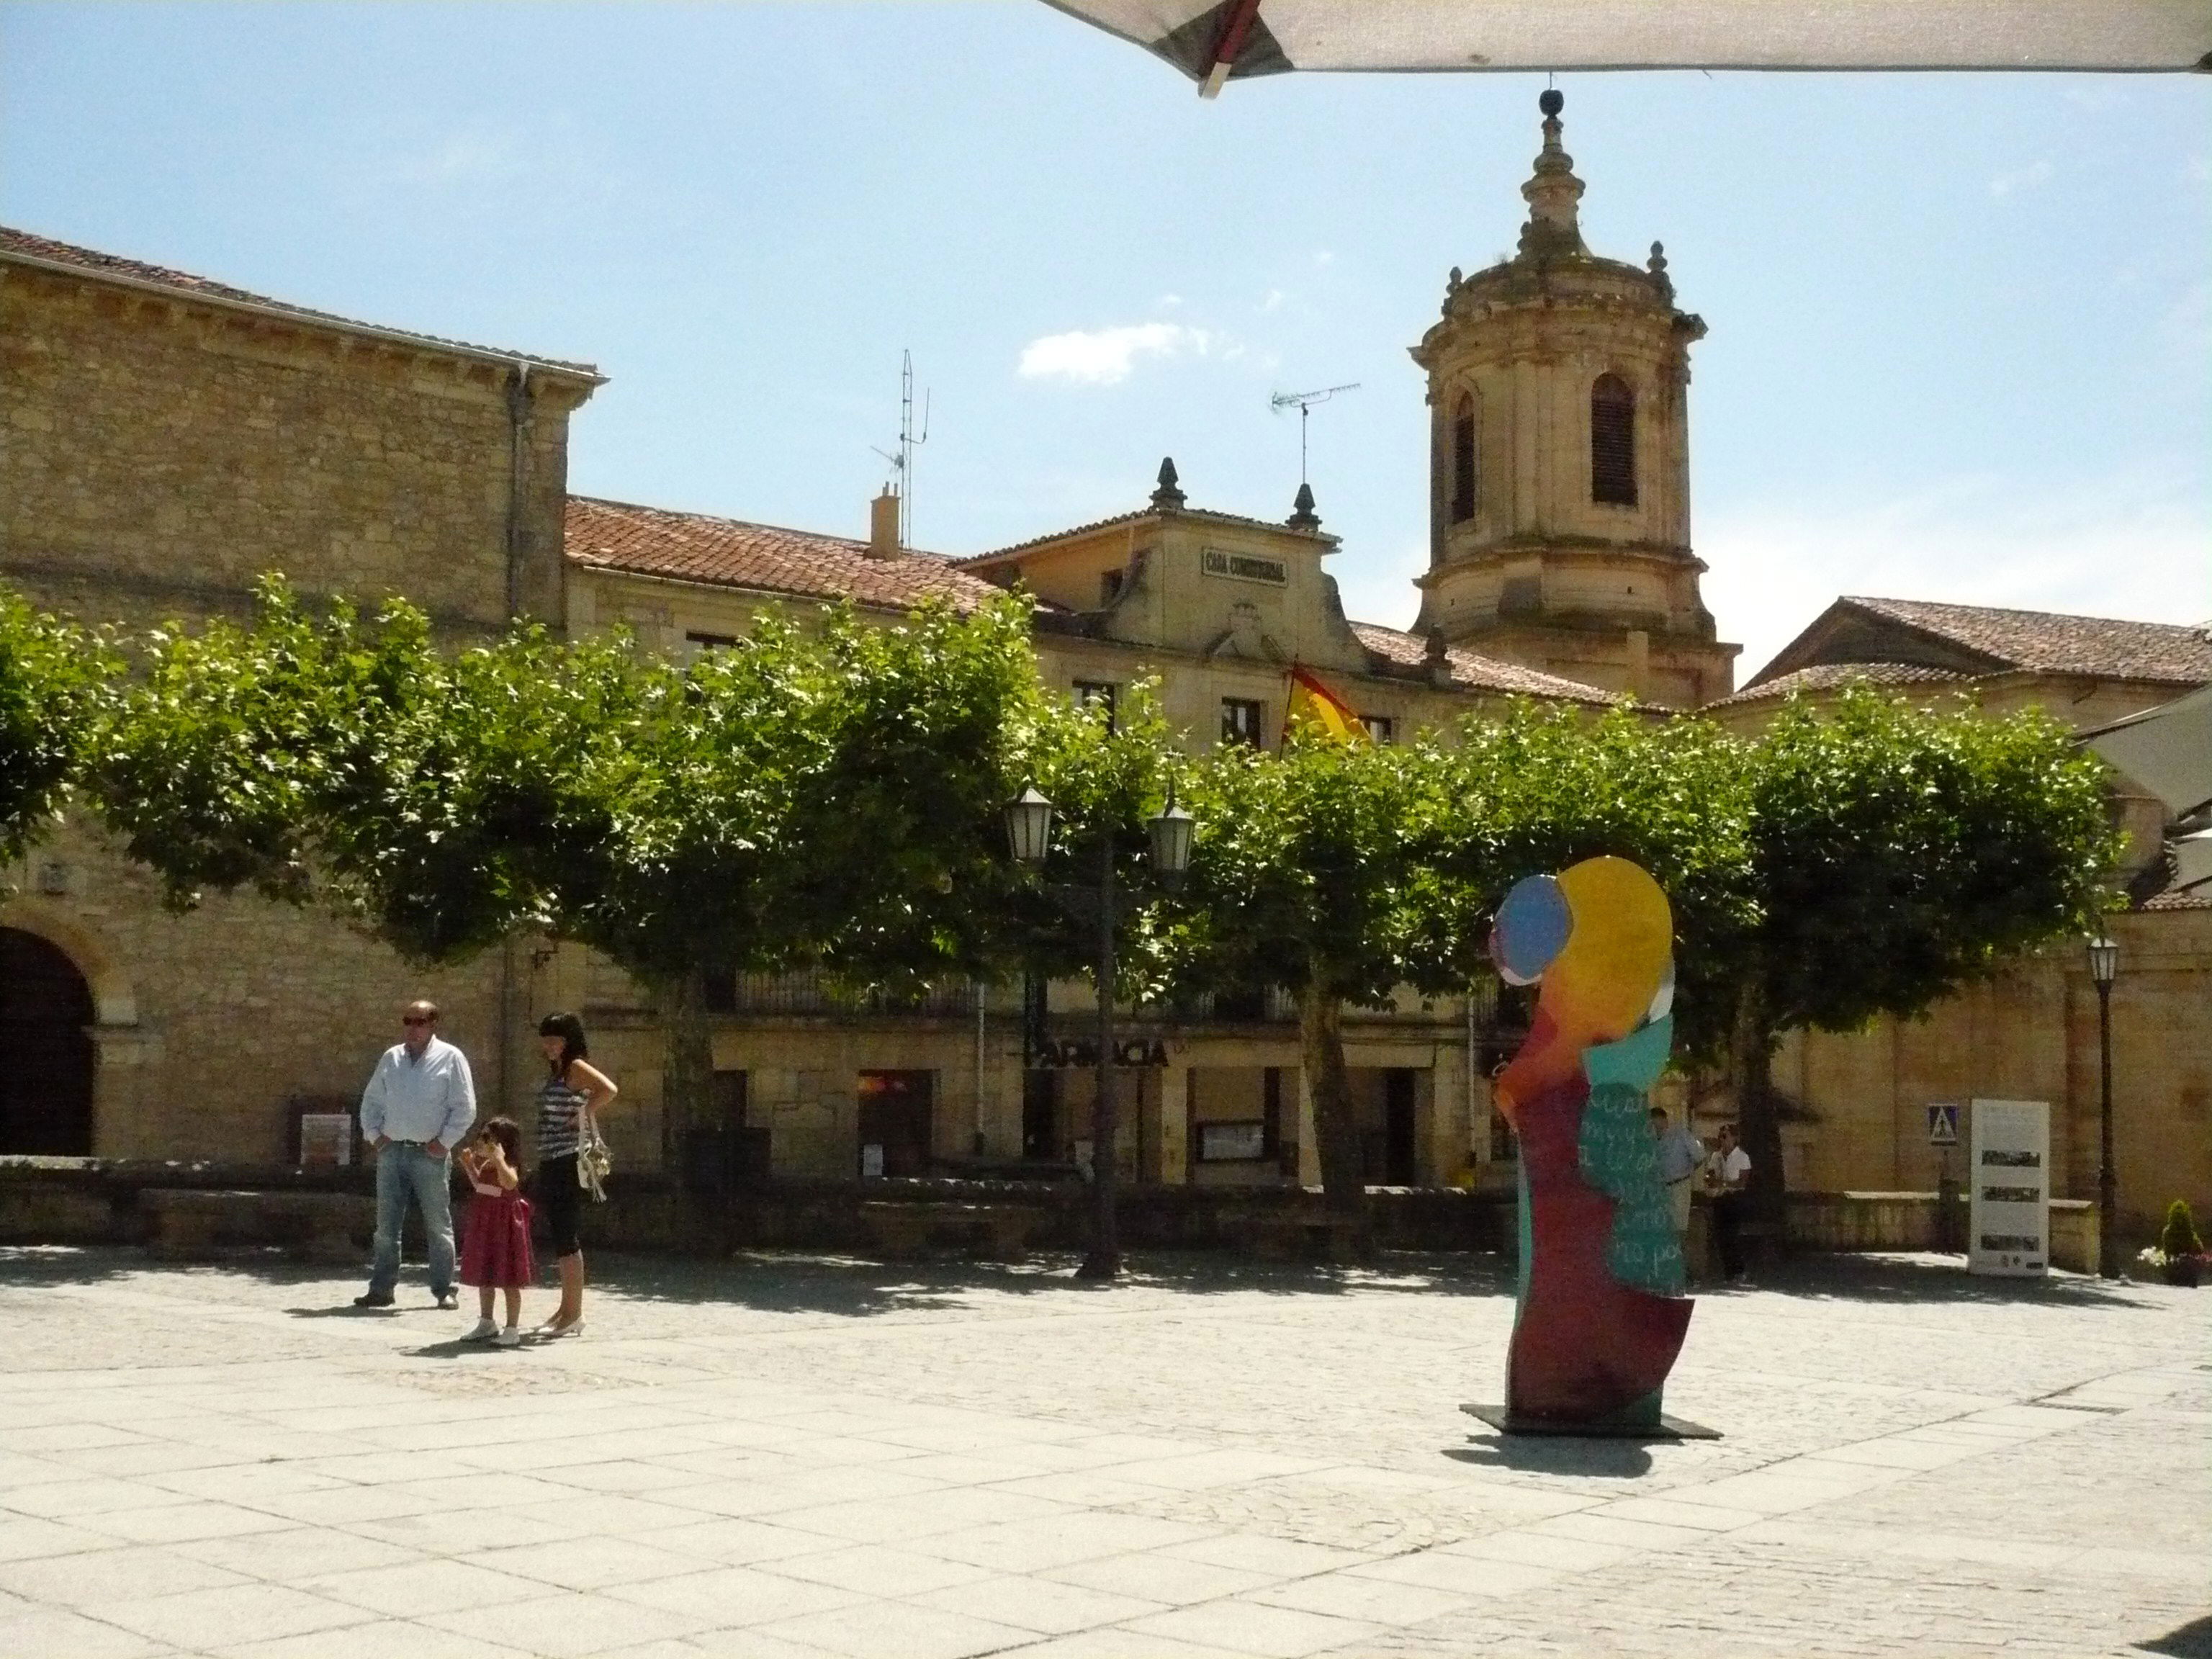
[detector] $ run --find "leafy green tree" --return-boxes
[1728,687,2121,1238]
[0,584,116,866]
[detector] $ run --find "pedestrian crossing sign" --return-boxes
[1927,1102,1959,1146]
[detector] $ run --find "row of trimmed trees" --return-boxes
[1,580,2121,1263]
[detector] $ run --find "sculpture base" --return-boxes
[1461,1403,1720,1441]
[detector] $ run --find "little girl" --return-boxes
[457,1117,536,1346]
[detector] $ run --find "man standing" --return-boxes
[1706,1122,1753,1284]
[354,1000,476,1309]
[1649,1106,1704,1243]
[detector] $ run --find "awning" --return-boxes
[2084,682,2212,820]
[1040,1,2212,94]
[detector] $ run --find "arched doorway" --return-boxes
[0,927,96,1154]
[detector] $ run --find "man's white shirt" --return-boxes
[359,1036,477,1146]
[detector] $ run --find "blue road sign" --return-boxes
[1927,1102,1960,1146]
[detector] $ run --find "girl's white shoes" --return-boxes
[495,1326,523,1349]
[465,1317,499,1341]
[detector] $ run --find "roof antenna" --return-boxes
[1269,382,1360,486]
[870,350,930,548]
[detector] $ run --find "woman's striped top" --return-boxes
[536,1069,588,1161]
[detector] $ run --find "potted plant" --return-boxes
[2146,1200,2206,1287]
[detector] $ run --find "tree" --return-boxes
[1727,686,2121,1242]
[0,584,114,866]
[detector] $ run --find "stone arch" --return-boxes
[1449,388,1479,523]
[0,897,138,1025]
[0,924,97,1154]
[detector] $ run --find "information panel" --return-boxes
[1968,1098,2049,1277]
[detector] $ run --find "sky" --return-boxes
[6,3,2206,677]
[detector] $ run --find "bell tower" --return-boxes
[1410,91,1737,706]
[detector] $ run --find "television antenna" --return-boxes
[1269,382,1359,485]
[871,349,930,548]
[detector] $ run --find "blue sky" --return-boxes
[7,3,2206,675]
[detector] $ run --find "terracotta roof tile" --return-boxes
[1349,622,1622,706]
[565,496,1018,614]
[1709,660,1969,708]
[1845,597,2212,685]
[0,225,600,377]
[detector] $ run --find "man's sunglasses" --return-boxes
[401,1015,433,1027]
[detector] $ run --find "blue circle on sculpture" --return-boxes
[1492,874,1571,985]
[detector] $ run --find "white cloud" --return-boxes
[1259,287,1287,313]
[1701,468,2211,678]
[1017,323,1213,386]
[390,127,527,186]
[1989,158,2054,198]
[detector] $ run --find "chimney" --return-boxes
[868,487,901,558]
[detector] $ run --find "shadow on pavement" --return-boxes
[2137,1615,2212,1659]
[1443,1436,1656,1478]
[0,1242,2173,1321]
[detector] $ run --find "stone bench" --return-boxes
[858,1200,1046,1263]
[1223,1209,1369,1264]
[141,1188,371,1264]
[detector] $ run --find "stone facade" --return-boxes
[0,228,602,1162]
[1409,94,1739,709]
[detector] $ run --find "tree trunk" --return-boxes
[1299,971,1366,1228]
[1730,976,1786,1267]
[657,966,714,1176]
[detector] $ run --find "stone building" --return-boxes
[3,92,2205,1238]
[0,225,603,1163]
[1704,600,2212,1238]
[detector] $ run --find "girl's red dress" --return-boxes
[459,1182,537,1288]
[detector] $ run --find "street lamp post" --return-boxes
[2085,935,2118,1279]
[1006,784,1192,1280]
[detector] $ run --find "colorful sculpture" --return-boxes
[1488,856,1693,1432]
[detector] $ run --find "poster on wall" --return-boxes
[296,1112,354,1169]
[1968,1098,2049,1277]
[1198,1120,1267,1163]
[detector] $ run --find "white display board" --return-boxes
[1968,1099,2049,1277]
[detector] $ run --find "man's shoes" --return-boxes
[433,1290,459,1310]
[353,1291,395,1308]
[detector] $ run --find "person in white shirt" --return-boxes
[354,1000,477,1309]
[1648,1106,1704,1241]
[1705,1123,1753,1282]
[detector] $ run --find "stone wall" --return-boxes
[0,258,591,630]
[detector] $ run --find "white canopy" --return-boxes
[1041,1,2212,93]
[2085,683,2212,821]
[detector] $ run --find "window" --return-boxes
[1590,373,1637,505]
[685,631,739,650]
[1361,715,1395,745]
[1220,698,1263,747]
[1073,680,1119,732]
[1099,569,1125,605]
[1449,392,1477,523]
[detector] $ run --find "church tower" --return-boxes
[1411,91,1737,706]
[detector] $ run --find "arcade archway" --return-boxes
[0,926,96,1154]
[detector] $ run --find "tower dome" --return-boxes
[1409,94,1738,706]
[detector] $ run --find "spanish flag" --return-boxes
[1283,666,1365,744]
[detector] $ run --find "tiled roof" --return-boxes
[0,225,601,378]
[1843,598,2212,685]
[1349,622,1622,706]
[1709,661,1969,708]
[961,504,1336,565]
[565,496,1017,613]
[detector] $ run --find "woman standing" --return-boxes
[532,1011,618,1338]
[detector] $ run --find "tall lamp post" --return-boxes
[2085,935,2118,1279]
[1005,784,1194,1280]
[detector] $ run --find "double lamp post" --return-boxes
[1004,783,1194,1280]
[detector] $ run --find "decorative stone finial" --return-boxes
[1287,482,1321,531]
[1423,626,1452,685]
[1647,240,1673,299]
[1151,456,1185,511]
[1516,88,1587,261]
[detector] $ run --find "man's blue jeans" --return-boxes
[367,1142,457,1297]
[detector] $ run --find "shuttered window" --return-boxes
[1449,394,1477,522]
[1591,373,1637,506]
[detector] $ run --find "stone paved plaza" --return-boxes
[0,1245,2205,1659]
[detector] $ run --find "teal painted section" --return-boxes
[1578,1017,1685,1298]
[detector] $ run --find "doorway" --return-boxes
[0,927,95,1154]
[857,1070,933,1177]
